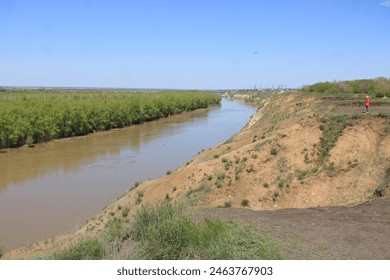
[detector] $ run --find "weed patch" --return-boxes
[224,201,232,208]
[122,207,130,218]
[317,115,350,164]
[130,202,281,259]
[297,170,309,181]
[52,239,104,260]
[186,183,211,206]
[241,199,250,207]
[135,191,144,205]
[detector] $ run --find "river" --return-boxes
[0,98,256,252]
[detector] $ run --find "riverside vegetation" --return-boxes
[49,202,281,260]
[0,89,221,148]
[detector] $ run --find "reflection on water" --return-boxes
[0,99,255,252]
[0,108,213,191]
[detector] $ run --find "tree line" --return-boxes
[0,90,221,148]
[301,77,390,97]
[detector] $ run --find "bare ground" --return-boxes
[192,198,390,259]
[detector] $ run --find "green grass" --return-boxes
[52,239,104,260]
[317,115,350,164]
[297,170,309,181]
[49,217,129,260]
[224,201,232,208]
[130,202,281,260]
[186,183,211,206]
[122,207,130,218]
[47,202,282,260]
[135,191,144,205]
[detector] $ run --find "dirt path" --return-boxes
[335,105,390,115]
[192,198,390,259]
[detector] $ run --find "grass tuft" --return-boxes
[135,191,144,205]
[130,202,281,260]
[224,201,232,208]
[186,183,211,206]
[52,239,104,260]
[122,207,130,218]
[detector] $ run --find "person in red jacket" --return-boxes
[365,95,370,113]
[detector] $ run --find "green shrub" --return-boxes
[317,116,350,164]
[241,199,249,207]
[297,170,309,181]
[104,218,128,244]
[122,207,130,218]
[224,201,232,208]
[135,191,144,205]
[52,239,104,260]
[270,148,278,155]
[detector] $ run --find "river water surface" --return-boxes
[0,99,255,252]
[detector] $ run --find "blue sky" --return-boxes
[0,0,389,89]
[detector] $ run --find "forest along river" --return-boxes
[0,98,256,252]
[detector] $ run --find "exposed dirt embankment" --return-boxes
[3,92,390,259]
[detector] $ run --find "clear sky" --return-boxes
[0,0,389,89]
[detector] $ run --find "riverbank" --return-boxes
[0,99,255,253]
[2,91,390,259]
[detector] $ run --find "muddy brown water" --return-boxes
[0,99,255,252]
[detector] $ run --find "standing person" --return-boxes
[365,95,370,113]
